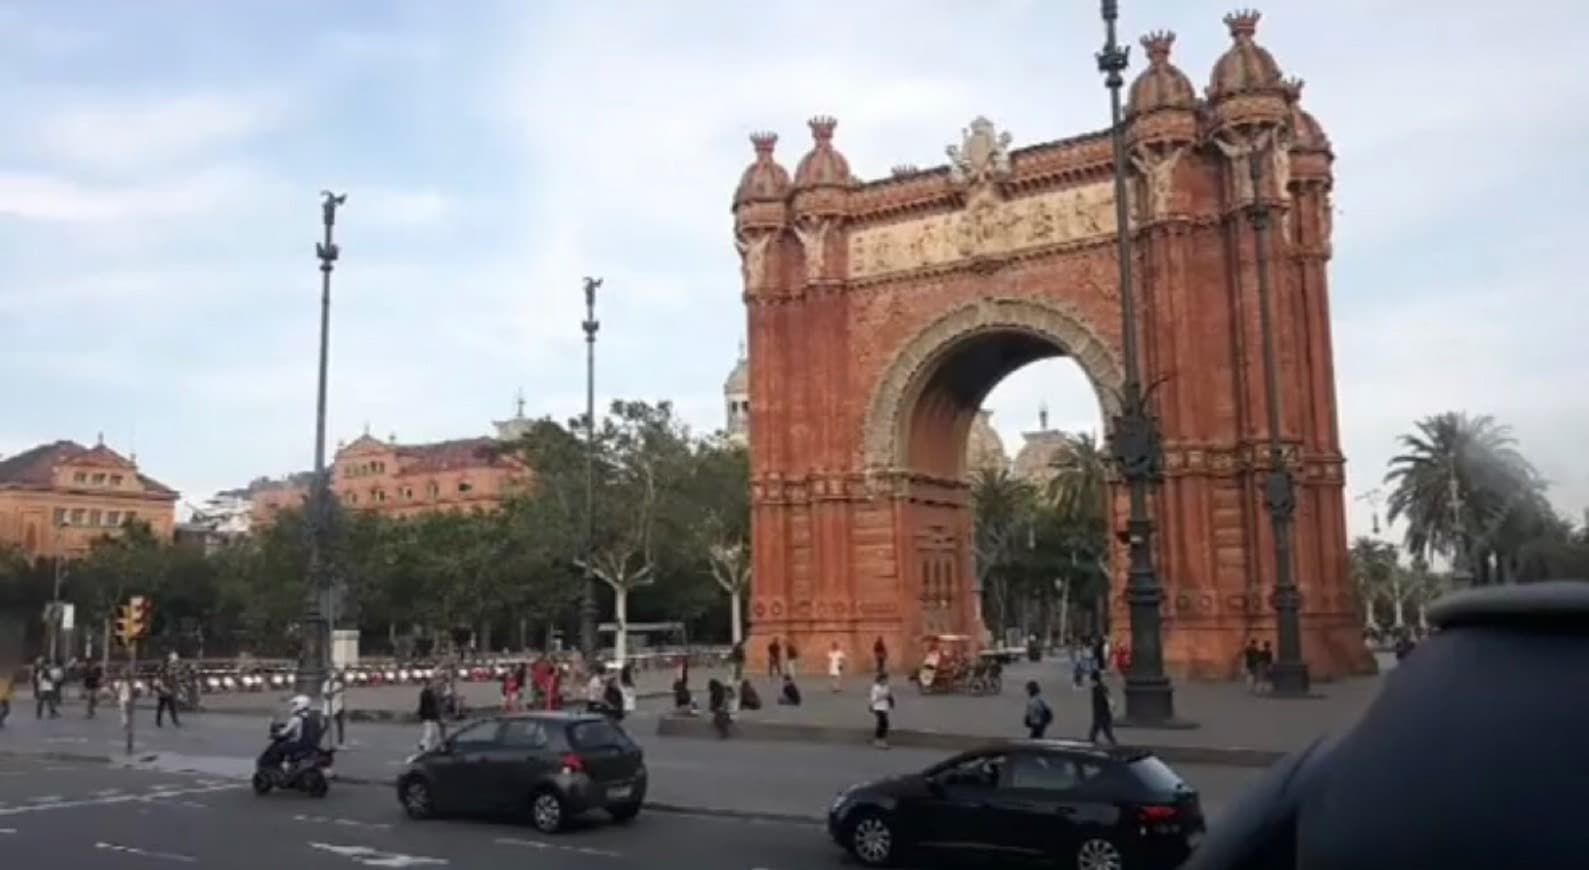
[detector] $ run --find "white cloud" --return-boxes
[356,188,454,229]
[32,93,284,172]
[0,165,263,222]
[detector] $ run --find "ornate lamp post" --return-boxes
[1096,0,1176,723]
[579,277,603,660]
[1245,137,1311,695]
[296,190,346,699]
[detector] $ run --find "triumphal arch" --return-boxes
[732,12,1371,679]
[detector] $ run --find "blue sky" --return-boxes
[2,0,1586,541]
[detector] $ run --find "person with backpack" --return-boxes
[1024,680,1054,738]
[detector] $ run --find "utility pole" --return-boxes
[297,190,346,699]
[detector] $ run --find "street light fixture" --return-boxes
[296,190,346,699]
[1096,0,1176,724]
[579,276,603,660]
[1245,136,1311,695]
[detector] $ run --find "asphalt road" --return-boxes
[0,707,1261,822]
[0,754,849,869]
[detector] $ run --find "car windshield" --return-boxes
[568,719,636,752]
[1129,756,1188,794]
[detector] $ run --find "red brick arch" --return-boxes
[733,16,1372,680]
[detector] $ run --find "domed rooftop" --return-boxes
[1286,79,1331,153]
[724,342,749,395]
[965,410,1010,478]
[734,132,791,206]
[1128,31,1196,116]
[792,116,852,189]
[1207,9,1286,101]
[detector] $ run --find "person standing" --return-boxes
[416,680,443,752]
[1257,641,1275,693]
[0,668,12,729]
[322,670,347,747]
[82,660,103,719]
[35,659,60,719]
[826,642,847,693]
[767,638,783,679]
[1243,638,1262,692]
[872,636,888,676]
[868,672,895,749]
[1023,680,1054,739]
[785,640,801,677]
[154,653,181,728]
[729,641,745,683]
[1087,672,1117,746]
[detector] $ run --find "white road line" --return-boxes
[146,798,208,809]
[94,842,197,863]
[292,814,392,831]
[494,836,623,858]
[0,783,242,817]
[94,789,124,797]
[28,796,64,803]
[0,827,15,834]
[307,842,449,866]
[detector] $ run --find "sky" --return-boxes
[2,0,1586,542]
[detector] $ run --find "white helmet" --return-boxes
[288,694,312,714]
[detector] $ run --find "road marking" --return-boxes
[28,795,64,803]
[293,814,392,831]
[94,842,197,863]
[307,842,448,866]
[94,789,124,797]
[0,783,242,817]
[146,798,208,809]
[494,836,622,858]
[45,737,89,744]
[0,827,15,834]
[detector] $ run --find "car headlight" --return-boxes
[403,753,421,764]
[830,790,852,813]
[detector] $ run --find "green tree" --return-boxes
[1384,412,1549,585]
[971,467,1038,638]
[686,438,752,644]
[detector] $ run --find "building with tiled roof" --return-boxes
[0,437,179,559]
[250,429,530,527]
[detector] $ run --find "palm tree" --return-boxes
[971,468,1037,638]
[1047,431,1110,523]
[1347,536,1398,632]
[1383,412,1545,585]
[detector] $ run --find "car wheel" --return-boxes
[399,777,435,820]
[969,676,988,694]
[530,789,566,834]
[847,810,897,867]
[1076,837,1124,870]
[608,801,642,824]
[250,771,272,796]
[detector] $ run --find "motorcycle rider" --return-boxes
[258,694,322,775]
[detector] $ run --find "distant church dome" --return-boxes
[965,410,1010,477]
[723,341,750,445]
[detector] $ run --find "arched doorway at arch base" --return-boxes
[736,121,1371,683]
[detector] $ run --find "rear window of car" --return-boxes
[568,719,637,751]
[1128,756,1186,793]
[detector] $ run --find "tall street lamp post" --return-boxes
[579,277,603,660]
[1096,0,1176,724]
[1246,137,1310,695]
[297,190,346,699]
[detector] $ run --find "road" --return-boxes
[0,753,844,869]
[0,706,1261,822]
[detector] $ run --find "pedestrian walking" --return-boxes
[1087,671,1117,745]
[785,640,801,677]
[584,668,607,714]
[729,641,745,683]
[1023,680,1054,739]
[767,638,783,679]
[154,653,181,728]
[0,669,12,729]
[868,672,895,749]
[707,679,732,739]
[322,670,347,747]
[1257,641,1275,693]
[82,660,103,719]
[872,636,888,676]
[35,660,62,719]
[826,641,847,692]
[416,680,443,752]
[1243,638,1261,692]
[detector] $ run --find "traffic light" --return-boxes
[116,596,152,645]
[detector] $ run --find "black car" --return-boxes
[828,740,1204,868]
[396,711,647,833]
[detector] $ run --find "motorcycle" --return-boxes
[252,719,334,798]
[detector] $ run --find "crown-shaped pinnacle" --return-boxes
[890,164,918,178]
[1224,8,1261,40]
[749,131,778,157]
[808,116,838,142]
[1140,30,1176,64]
[1283,76,1306,100]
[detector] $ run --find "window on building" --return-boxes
[375,490,387,503]
[88,510,102,526]
[91,473,106,484]
[53,508,67,525]
[107,511,122,526]
[110,474,124,486]
[73,472,87,484]
[457,481,473,494]
[348,493,359,504]
[70,508,86,524]
[426,482,439,499]
[401,487,414,500]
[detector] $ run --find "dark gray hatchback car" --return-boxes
[396,711,647,833]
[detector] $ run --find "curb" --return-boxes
[655,715,1286,769]
[194,689,677,723]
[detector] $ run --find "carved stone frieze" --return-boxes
[793,216,832,281]
[735,230,775,289]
